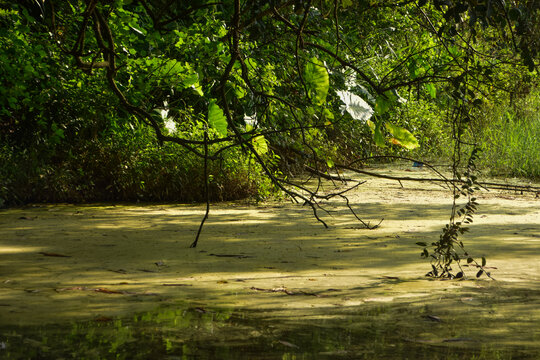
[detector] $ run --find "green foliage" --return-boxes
[304,57,330,105]
[207,100,228,137]
[251,135,269,155]
[394,98,449,158]
[0,5,276,207]
[385,122,419,150]
[0,123,269,205]
[418,148,490,279]
[476,90,540,179]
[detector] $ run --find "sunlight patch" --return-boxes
[0,246,42,254]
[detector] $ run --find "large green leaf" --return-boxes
[374,90,399,115]
[182,72,199,88]
[385,122,419,149]
[252,135,268,155]
[157,60,184,76]
[183,72,203,96]
[208,99,228,136]
[425,83,437,99]
[367,119,386,147]
[304,57,329,105]
[373,121,386,147]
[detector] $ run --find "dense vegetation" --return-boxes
[0,1,538,273]
[1,0,538,205]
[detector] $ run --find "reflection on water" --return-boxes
[3,301,539,360]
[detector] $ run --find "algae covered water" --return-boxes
[3,299,539,359]
[1,169,539,359]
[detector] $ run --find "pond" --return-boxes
[1,167,539,359]
[4,297,539,360]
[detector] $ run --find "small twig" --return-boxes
[304,164,352,182]
[339,194,382,229]
[250,286,323,297]
[190,131,210,248]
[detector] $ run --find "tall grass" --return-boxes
[477,90,540,179]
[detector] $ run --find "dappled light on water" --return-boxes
[2,295,540,359]
[1,169,539,358]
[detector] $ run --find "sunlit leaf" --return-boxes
[336,90,373,122]
[385,122,419,149]
[182,73,199,88]
[157,60,184,76]
[305,57,329,105]
[191,84,204,96]
[208,99,228,136]
[233,83,246,99]
[374,121,386,147]
[425,83,437,99]
[323,108,334,124]
[375,95,392,115]
[252,135,268,155]
[129,24,145,36]
[326,158,334,168]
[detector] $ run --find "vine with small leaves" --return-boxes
[417,147,492,279]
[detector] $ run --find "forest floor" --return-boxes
[1,164,539,359]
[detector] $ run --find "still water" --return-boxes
[2,301,536,360]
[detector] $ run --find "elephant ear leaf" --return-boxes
[305,57,329,105]
[208,99,228,136]
[252,135,268,155]
[373,121,386,147]
[385,122,419,149]
[336,90,373,122]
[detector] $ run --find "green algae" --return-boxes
[1,169,539,358]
